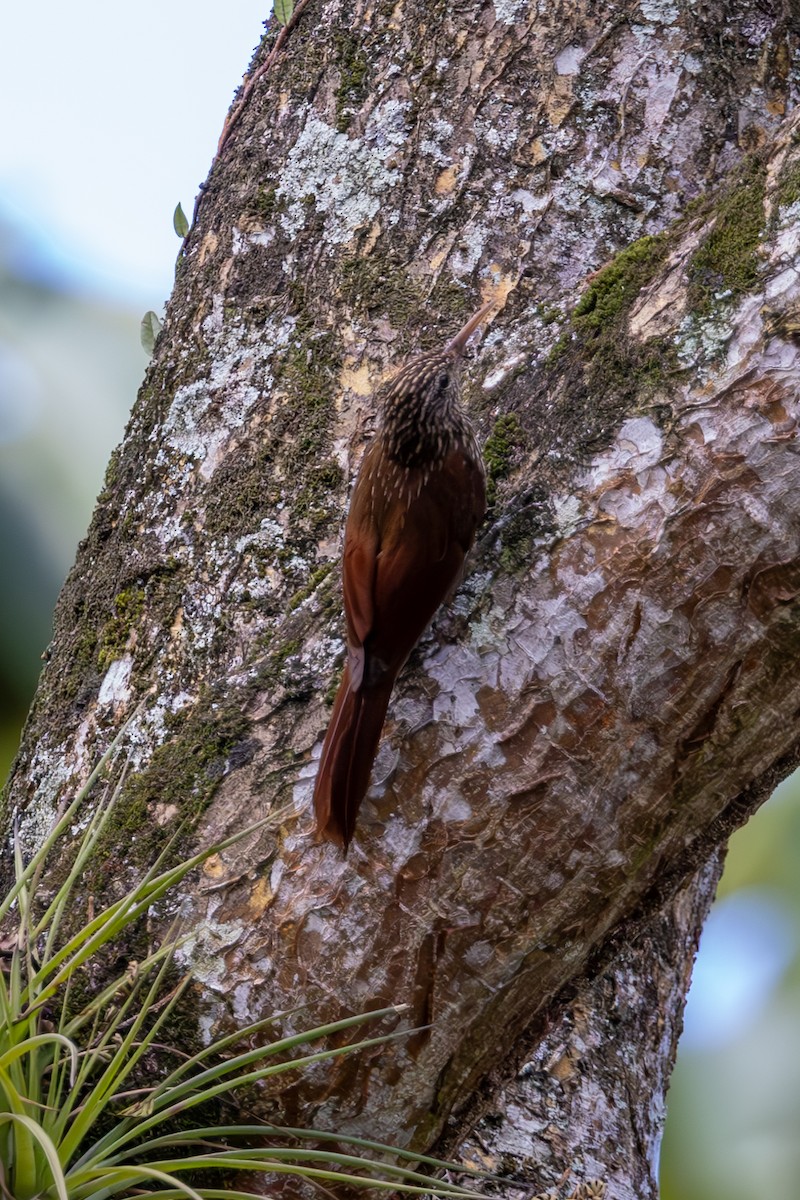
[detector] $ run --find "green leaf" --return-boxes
[0,1113,69,1200]
[0,1032,78,1084]
[140,311,162,355]
[173,202,189,239]
[0,728,480,1200]
[274,0,294,24]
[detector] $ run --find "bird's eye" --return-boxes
[436,370,450,392]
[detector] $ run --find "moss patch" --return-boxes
[205,439,280,536]
[97,588,145,669]
[497,486,552,572]
[280,329,338,464]
[532,302,563,327]
[251,185,280,221]
[287,563,334,612]
[206,307,341,556]
[572,235,667,333]
[773,157,800,214]
[425,276,472,331]
[93,698,252,878]
[555,233,675,448]
[484,414,523,508]
[335,33,370,132]
[340,252,422,323]
[687,154,766,316]
[64,623,101,706]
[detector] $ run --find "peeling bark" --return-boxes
[4,1,800,1195]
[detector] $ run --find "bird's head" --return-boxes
[384,300,496,417]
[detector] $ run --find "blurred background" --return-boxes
[1,5,798,1197]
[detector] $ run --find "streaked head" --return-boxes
[381,300,496,466]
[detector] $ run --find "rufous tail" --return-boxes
[313,663,395,850]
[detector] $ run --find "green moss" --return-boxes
[483,414,523,507]
[555,157,765,416]
[529,228,684,476]
[205,441,279,535]
[97,588,145,669]
[93,699,252,876]
[287,563,334,612]
[340,253,422,323]
[687,155,766,316]
[294,463,344,538]
[273,330,341,536]
[256,638,312,701]
[426,277,471,327]
[253,185,278,219]
[335,33,369,131]
[66,624,100,702]
[279,333,340,479]
[323,671,343,706]
[532,302,563,326]
[545,330,573,366]
[572,234,667,333]
[97,447,121,501]
[564,233,673,405]
[205,310,341,549]
[774,158,800,213]
[270,638,301,671]
[498,488,551,572]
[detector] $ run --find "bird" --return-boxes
[313,299,494,850]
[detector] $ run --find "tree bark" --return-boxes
[5,0,800,1195]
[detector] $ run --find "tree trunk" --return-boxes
[5,0,800,1195]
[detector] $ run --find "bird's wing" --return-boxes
[343,523,379,649]
[342,446,484,683]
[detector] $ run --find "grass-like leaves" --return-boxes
[0,726,486,1199]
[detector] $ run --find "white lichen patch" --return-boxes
[723,294,765,375]
[585,416,663,485]
[381,813,423,860]
[124,698,172,770]
[476,115,518,151]
[643,65,682,136]
[98,655,133,706]
[504,592,591,679]
[304,634,346,676]
[430,671,483,727]
[597,465,675,530]
[235,516,286,558]
[276,105,407,245]
[434,791,473,823]
[419,117,455,163]
[555,45,587,76]
[639,0,679,22]
[13,750,70,857]
[765,264,800,303]
[232,225,275,254]
[675,309,738,374]
[159,312,296,479]
[292,753,319,813]
[491,0,528,24]
[450,222,490,277]
[510,188,549,218]
[176,914,247,997]
[552,494,583,540]
[483,352,528,391]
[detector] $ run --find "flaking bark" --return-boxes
[4,1,800,1195]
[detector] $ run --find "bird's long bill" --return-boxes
[445,299,497,355]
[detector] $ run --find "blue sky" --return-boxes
[1,2,268,306]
